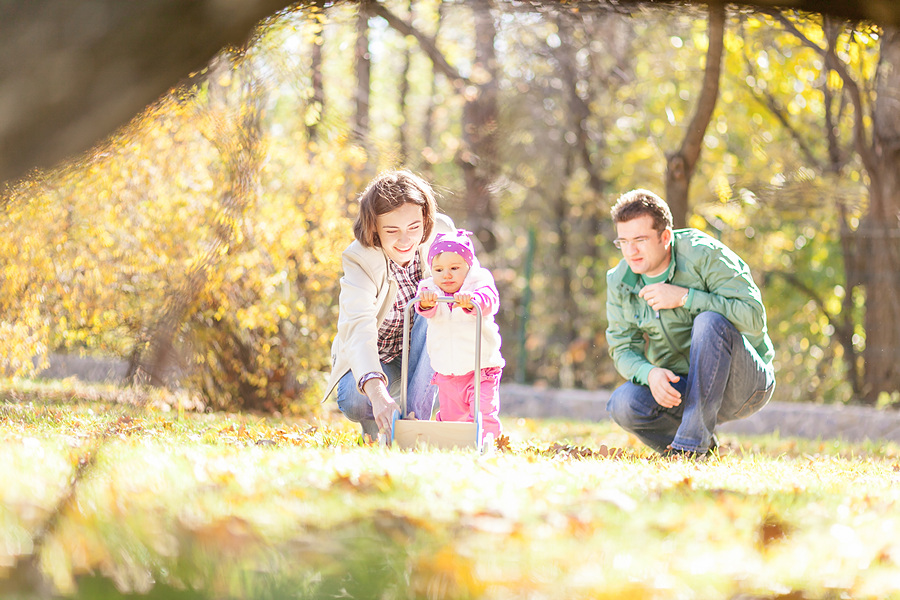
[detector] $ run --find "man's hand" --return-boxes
[453,292,474,311]
[363,377,399,433]
[638,283,687,311]
[648,367,682,408]
[419,289,438,310]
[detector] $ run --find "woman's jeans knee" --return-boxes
[336,314,437,434]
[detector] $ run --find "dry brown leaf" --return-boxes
[182,516,262,556]
[758,513,791,549]
[410,546,486,600]
[540,442,627,460]
[332,471,393,493]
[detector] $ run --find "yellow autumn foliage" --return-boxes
[0,29,360,412]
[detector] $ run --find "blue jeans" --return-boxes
[336,313,437,438]
[607,312,775,454]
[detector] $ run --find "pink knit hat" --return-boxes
[427,230,476,266]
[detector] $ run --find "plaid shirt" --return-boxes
[376,253,422,363]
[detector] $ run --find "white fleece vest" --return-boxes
[418,266,505,376]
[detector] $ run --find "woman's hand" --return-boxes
[363,377,399,433]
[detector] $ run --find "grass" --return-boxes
[2,379,900,599]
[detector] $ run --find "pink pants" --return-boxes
[433,367,503,439]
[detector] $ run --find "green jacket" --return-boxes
[605,228,774,386]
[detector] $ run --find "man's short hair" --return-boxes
[611,189,673,232]
[353,170,437,248]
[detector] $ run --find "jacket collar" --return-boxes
[620,241,677,291]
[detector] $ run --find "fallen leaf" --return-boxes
[410,546,486,600]
[758,513,791,548]
[539,442,627,460]
[182,516,262,556]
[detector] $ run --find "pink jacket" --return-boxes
[416,264,505,376]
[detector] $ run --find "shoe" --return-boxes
[662,434,719,461]
[661,446,706,461]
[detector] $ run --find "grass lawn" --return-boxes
[2,379,900,599]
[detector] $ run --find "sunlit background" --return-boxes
[1,0,897,414]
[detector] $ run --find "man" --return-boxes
[605,189,775,457]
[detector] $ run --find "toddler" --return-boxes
[415,230,504,440]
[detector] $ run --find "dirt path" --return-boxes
[500,383,900,444]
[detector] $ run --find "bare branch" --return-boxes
[767,264,862,395]
[368,1,468,90]
[678,1,726,168]
[769,270,830,316]
[741,47,823,168]
[821,18,846,171]
[765,9,879,179]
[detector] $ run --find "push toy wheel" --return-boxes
[481,432,495,456]
[475,413,483,450]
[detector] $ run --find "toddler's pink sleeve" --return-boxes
[416,304,438,318]
[465,284,499,316]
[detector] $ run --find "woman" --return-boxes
[321,170,455,438]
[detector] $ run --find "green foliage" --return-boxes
[0,2,892,406]
[687,11,879,403]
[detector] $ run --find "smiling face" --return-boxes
[615,214,672,277]
[430,251,470,295]
[375,202,425,266]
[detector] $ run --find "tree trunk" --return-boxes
[838,202,863,397]
[665,1,725,228]
[367,1,499,251]
[307,4,325,145]
[861,26,900,401]
[397,0,414,164]
[555,147,577,345]
[556,12,613,271]
[770,12,897,403]
[459,0,500,253]
[419,2,444,178]
[354,0,371,143]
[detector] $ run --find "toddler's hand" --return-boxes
[419,289,438,309]
[454,292,474,311]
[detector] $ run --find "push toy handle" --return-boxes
[400,295,483,420]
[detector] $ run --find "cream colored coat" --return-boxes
[321,213,455,402]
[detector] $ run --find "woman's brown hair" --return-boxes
[353,170,437,248]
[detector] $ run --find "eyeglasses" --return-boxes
[613,233,660,250]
